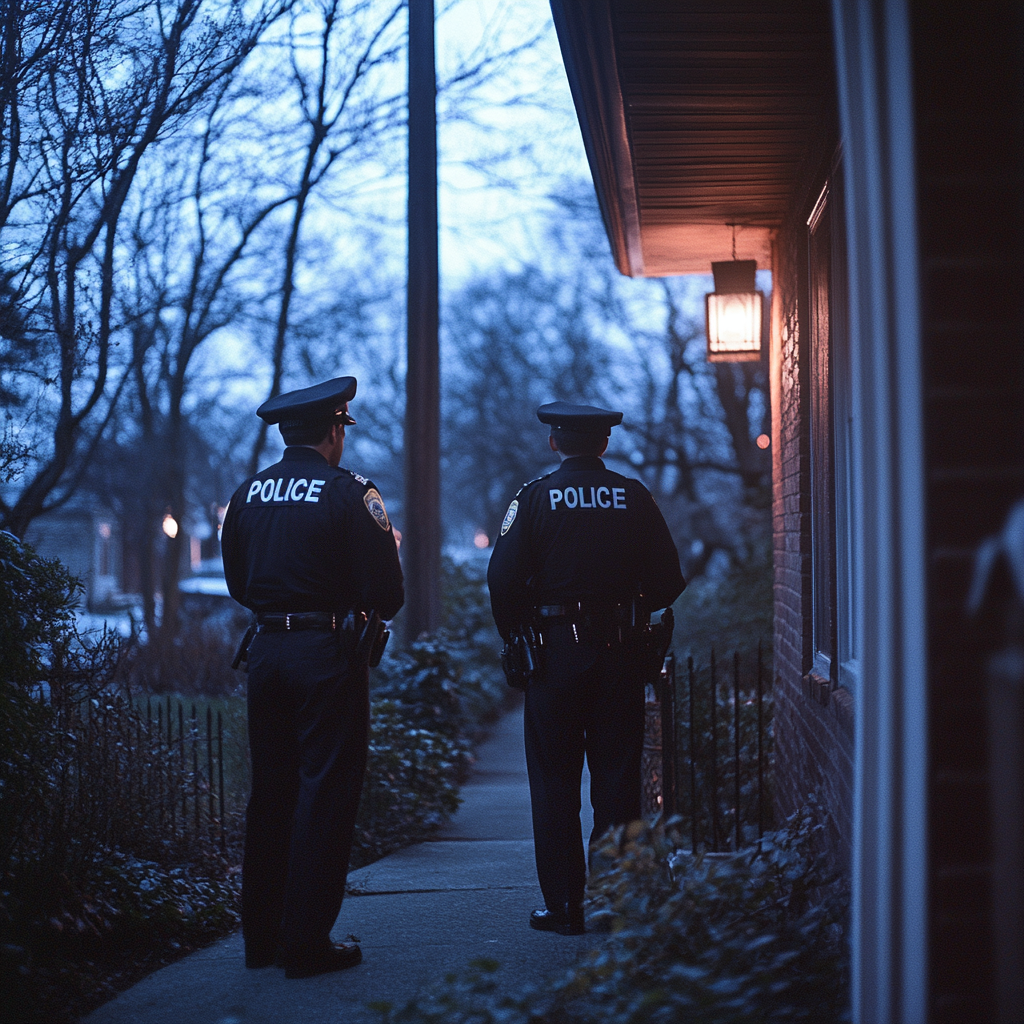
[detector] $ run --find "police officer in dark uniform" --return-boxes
[487,402,685,935]
[221,376,403,978]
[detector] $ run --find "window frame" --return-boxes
[807,171,860,694]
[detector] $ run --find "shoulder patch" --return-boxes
[500,499,519,536]
[363,488,390,531]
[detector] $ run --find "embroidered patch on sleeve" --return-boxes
[363,488,391,531]
[500,499,519,536]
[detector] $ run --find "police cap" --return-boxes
[256,376,357,427]
[536,401,623,436]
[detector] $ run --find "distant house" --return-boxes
[22,499,130,611]
[549,1,1022,1021]
[20,496,225,616]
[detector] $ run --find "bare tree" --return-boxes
[613,280,771,574]
[0,0,292,538]
[443,266,613,538]
[247,0,406,474]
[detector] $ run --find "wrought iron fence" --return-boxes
[643,645,771,850]
[51,695,236,860]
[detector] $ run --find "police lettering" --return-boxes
[549,486,627,510]
[245,476,326,504]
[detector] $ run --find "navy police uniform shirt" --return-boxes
[221,446,403,619]
[486,455,685,639]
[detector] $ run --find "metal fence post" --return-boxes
[660,654,677,818]
[688,655,697,854]
[218,710,226,850]
[757,641,765,841]
[733,651,741,851]
[710,648,719,852]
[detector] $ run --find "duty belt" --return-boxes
[255,611,366,633]
[537,600,625,619]
[535,599,646,644]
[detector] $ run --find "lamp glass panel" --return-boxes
[707,291,762,354]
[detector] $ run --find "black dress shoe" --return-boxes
[283,941,362,979]
[529,905,585,936]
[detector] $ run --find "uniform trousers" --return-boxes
[242,629,369,960]
[524,621,645,913]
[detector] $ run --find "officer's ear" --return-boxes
[548,434,558,454]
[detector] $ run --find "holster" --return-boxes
[500,625,541,690]
[231,622,256,671]
[637,606,675,680]
[356,610,389,668]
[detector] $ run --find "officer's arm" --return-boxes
[636,486,686,610]
[219,496,248,607]
[487,494,531,641]
[345,481,405,620]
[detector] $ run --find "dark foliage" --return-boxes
[353,698,469,868]
[674,539,773,671]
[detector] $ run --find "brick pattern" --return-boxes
[770,140,855,873]
[912,3,1024,1019]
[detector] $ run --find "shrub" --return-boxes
[353,698,470,867]
[120,622,243,696]
[675,540,773,670]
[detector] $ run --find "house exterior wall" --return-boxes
[23,507,129,610]
[770,128,855,870]
[912,2,1024,1020]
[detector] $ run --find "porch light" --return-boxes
[705,259,762,362]
[162,514,178,539]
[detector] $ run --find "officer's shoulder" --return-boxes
[608,466,656,497]
[515,469,556,498]
[334,466,376,492]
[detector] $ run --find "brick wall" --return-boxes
[912,3,1024,1019]
[770,128,855,872]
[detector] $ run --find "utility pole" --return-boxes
[404,0,441,641]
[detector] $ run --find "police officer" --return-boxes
[221,376,403,978]
[487,402,685,935]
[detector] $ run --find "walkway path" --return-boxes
[85,705,598,1024]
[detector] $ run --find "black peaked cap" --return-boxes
[537,401,623,433]
[256,376,357,425]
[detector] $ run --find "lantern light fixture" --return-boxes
[705,234,763,362]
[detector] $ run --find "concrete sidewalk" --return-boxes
[85,705,598,1024]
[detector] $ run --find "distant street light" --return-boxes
[705,259,763,363]
[162,514,179,539]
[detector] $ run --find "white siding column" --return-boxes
[831,0,928,1021]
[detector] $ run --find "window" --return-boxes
[808,173,859,692]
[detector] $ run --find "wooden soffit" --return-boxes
[550,0,833,277]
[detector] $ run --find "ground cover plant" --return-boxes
[375,804,850,1024]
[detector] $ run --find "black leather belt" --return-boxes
[537,601,620,619]
[538,604,570,618]
[256,611,365,632]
